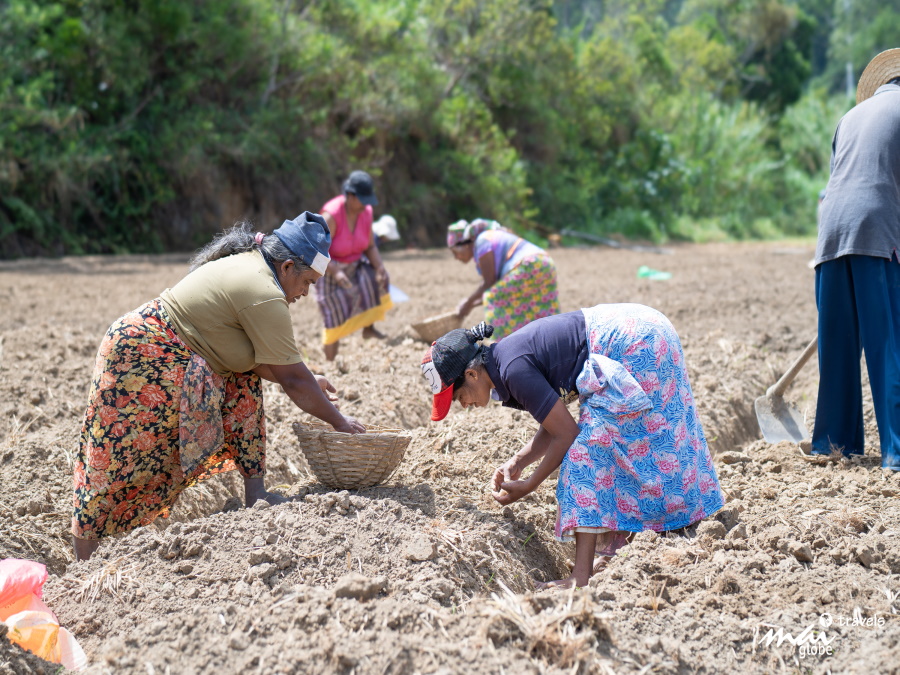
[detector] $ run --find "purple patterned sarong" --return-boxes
[314,257,393,345]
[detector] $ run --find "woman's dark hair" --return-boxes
[451,322,494,390]
[189,221,313,273]
[452,349,487,391]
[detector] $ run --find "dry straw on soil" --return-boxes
[480,581,615,671]
[75,557,138,602]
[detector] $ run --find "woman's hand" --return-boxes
[267,362,356,432]
[491,457,522,491]
[492,478,534,505]
[491,457,531,504]
[315,375,339,404]
[456,299,473,320]
[333,415,365,434]
[494,400,580,507]
[334,269,353,289]
[375,265,390,292]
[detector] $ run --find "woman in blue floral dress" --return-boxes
[421,303,724,588]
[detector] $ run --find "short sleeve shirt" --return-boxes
[815,84,900,264]
[473,230,544,279]
[483,310,588,423]
[321,195,373,263]
[160,251,302,375]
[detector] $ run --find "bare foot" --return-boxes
[72,536,100,562]
[362,326,386,340]
[261,491,292,506]
[593,554,613,574]
[534,576,578,591]
[566,554,613,575]
[246,492,292,508]
[244,477,294,507]
[324,343,339,361]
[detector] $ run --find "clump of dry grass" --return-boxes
[480,580,613,670]
[170,474,243,522]
[0,495,73,566]
[444,526,504,590]
[649,578,669,613]
[1,409,44,452]
[659,546,693,567]
[879,586,900,615]
[76,557,138,602]
[826,504,875,535]
[801,444,845,465]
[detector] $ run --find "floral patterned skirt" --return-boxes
[554,304,724,541]
[72,299,265,540]
[484,253,560,340]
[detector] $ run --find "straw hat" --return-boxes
[856,48,900,104]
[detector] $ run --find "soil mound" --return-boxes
[2,243,897,673]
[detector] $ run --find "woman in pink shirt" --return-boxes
[317,170,393,361]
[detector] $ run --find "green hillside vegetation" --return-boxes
[1,0,898,257]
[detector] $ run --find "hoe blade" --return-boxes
[754,394,810,444]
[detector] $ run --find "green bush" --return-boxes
[0,0,877,256]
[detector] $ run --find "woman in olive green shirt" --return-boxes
[72,212,364,561]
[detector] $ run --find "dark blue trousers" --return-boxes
[812,254,900,469]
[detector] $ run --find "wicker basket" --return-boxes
[291,421,411,490]
[410,310,462,344]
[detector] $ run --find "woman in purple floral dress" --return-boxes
[421,303,724,588]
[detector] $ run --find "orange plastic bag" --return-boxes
[0,559,87,671]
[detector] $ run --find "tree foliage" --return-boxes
[0,0,890,256]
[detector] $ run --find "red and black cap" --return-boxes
[421,324,491,421]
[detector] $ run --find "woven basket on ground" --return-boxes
[410,310,462,344]
[291,421,411,490]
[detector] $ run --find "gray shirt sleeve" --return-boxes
[815,85,900,264]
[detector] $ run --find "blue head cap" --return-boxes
[272,212,332,275]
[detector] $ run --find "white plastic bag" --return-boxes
[388,284,409,304]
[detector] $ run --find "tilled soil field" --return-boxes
[1,242,897,674]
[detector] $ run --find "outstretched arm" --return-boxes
[491,399,579,505]
[245,362,363,507]
[254,363,340,403]
[458,250,497,318]
[364,228,390,291]
[254,361,364,434]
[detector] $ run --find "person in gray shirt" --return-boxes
[806,49,900,469]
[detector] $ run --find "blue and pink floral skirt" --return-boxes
[555,303,724,541]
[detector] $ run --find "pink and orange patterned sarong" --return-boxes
[72,299,265,540]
